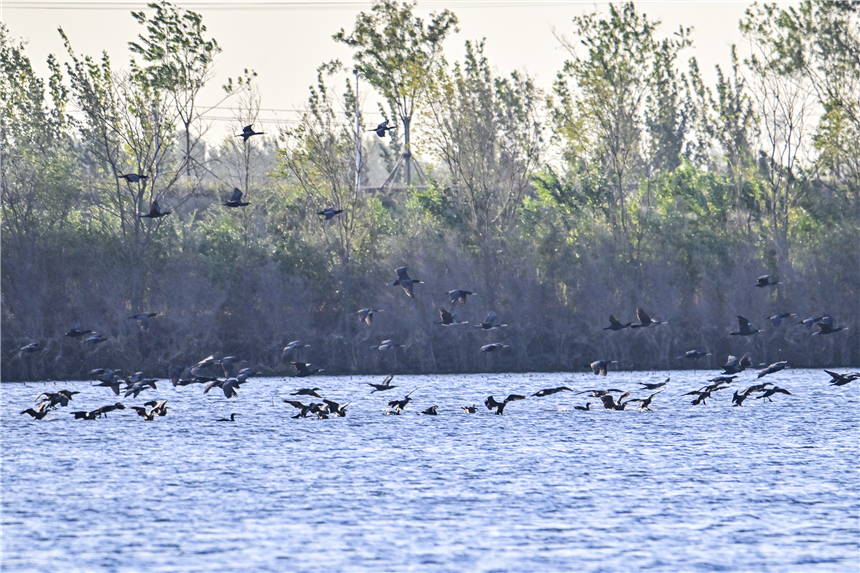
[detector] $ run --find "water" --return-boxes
[2,369,858,572]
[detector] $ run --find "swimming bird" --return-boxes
[730,316,760,336]
[371,340,406,351]
[757,361,788,379]
[531,386,573,397]
[139,200,171,219]
[323,399,349,417]
[754,275,778,287]
[484,394,525,415]
[388,267,423,298]
[462,404,477,413]
[588,360,617,375]
[318,207,344,220]
[118,173,148,183]
[237,125,264,142]
[351,308,383,326]
[721,353,752,374]
[65,323,93,338]
[677,350,711,360]
[604,315,632,330]
[422,405,438,415]
[473,311,507,330]
[639,378,669,390]
[216,413,239,422]
[573,403,591,411]
[369,119,396,137]
[480,343,509,353]
[291,361,323,376]
[755,386,792,402]
[812,314,846,336]
[765,313,795,327]
[223,188,250,207]
[291,387,322,398]
[824,370,860,386]
[447,289,476,305]
[35,390,80,408]
[436,308,467,326]
[368,374,397,393]
[631,308,659,328]
[388,388,418,412]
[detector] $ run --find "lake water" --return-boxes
[2,369,858,572]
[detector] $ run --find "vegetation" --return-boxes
[2,1,857,381]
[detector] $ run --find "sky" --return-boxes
[3,0,789,135]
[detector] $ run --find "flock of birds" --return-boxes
[14,265,855,422]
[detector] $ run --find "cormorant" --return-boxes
[318,207,344,220]
[291,388,322,398]
[824,370,860,386]
[35,390,80,408]
[639,378,669,390]
[604,315,632,330]
[754,275,778,287]
[237,125,264,142]
[573,403,591,411]
[223,188,250,207]
[462,404,477,413]
[677,350,710,360]
[480,343,509,353]
[388,388,418,412]
[627,389,664,411]
[84,333,107,345]
[765,313,795,327]
[473,311,507,330]
[757,361,788,379]
[730,316,760,336]
[282,340,310,359]
[436,308,467,326]
[531,386,573,397]
[352,308,383,326]
[118,173,147,183]
[368,374,397,393]
[371,340,407,351]
[813,315,847,336]
[369,120,396,137]
[447,289,476,305]
[323,399,349,417]
[721,353,752,374]
[422,405,438,415]
[18,342,42,356]
[216,413,239,422]
[139,201,171,219]
[484,394,525,415]
[291,361,323,376]
[65,323,93,338]
[631,308,659,328]
[755,386,792,402]
[588,360,617,375]
[388,267,423,298]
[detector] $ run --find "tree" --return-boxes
[334,0,458,187]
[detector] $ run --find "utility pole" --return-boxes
[354,69,361,193]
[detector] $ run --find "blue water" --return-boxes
[2,369,858,572]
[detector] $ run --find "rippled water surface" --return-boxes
[2,369,858,572]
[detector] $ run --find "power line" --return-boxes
[4,0,604,10]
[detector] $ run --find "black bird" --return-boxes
[721,353,753,375]
[754,275,778,287]
[730,316,760,336]
[223,188,250,207]
[480,343,509,353]
[627,390,664,411]
[600,391,633,410]
[35,390,80,408]
[352,308,383,326]
[388,388,418,412]
[640,378,669,390]
[765,312,795,327]
[422,405,438,415]
[388,267,423,298]
[436,308,467,326]
[204,378,243,398]
[755,386,792,402]
[631,308,660,328]
[291,387,322,398]
[143,399,168,416]
[757,361,788,379]
[796,315,825,329]
[532,386,573,397]
[119,173,147,183]
[283,399,324,419]
[237,124,264,142]
[708,374,738,384]
[216,413,239,422]
[604,315,632,330]
[130,405,158,421]
[368,374,397,393]
[84,333,107,345]
[21,402,53,420]
[128,312,158,331]
[573,403,591,411]
[318,207,344,220]
[812,315,847,336]
[577,388,625,397]
[369,119,396,137]
[473,311,507,330]
[447,289,476,305]
[462,404,477,413]
[92,370,123,395]
[588,360,617,375]
[824,370,860,386]
[323,399,349,417]
[677,350,710,360]
[484,394,525,415]
[65,323,93,338]
[371,339,407,351]
[291,361,323,377]
[282,340,310,359]
[139,200,171,219]
[18,342,42,356]
[71,403,125,419]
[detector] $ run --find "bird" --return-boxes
[35,390,79,408]
[223,188,250,207]
[573,403,591,411]
[368,374,397,393]
[577,388,625,397]
[388,267,423,298]
[237,125,263,142]
[371,340,406,351]
[368,119,396,137]
[84,333,107,345]
[480,343,509,353]
[21,402,54,420]
[599,391,633,410]
[588,360,617,375]
[631,308,659,328]
[824,370,859,386]
[446,289,476,305]
[351,308,383,326]
[812,315,847,336]
[91,369,123,394]
[708,375,738,384]
[291,361,323,377]
[323,399,349,417]
[65,323,93,338]
[531,386,573,397]
[436,308,467,326]
[128,312,158,331]
[730,315,760,336]
[139,200,171,219]
[757,361,788,379]
[754,275,778,287]
[143,399,168,416]
[388,388,418,412]
[462,404,477,413]
[218,356,242,378]
[796,315,825,328]
[639,378,669,390]
[422,405,438,415]
[118,173,147,183]
[721,353,752,374]
[755,386,792,402]
[291,387,322,398]
[677,350,710,360]
[282,340,310,359]
[318,207,344,220]
[216,413,239,422]
[765,313,795,327]
[473,311,507,330]
[627,390,664,411]
[484,394,525,415]
[130,405,158,421]
[18,342,42,356]
[604,315,632,330]
[71,403,125,419]
[283,399,325,419]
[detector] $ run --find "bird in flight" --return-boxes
[119,173,148,184]
[388,267,423,298]
[224,188,250,207]
[318,207,344,220]
[237,125,264,142]
[140,200,171,219]
[369,120,396,138]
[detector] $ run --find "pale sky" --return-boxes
[3,1,790,133]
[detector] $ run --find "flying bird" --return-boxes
[139,200,171,219]
[824,370,859,386]
[480,343,509,353]
[318,207,344,220]
[291,361,323,377]
[604,315,632,331]
[473,311,507,330]
[765,312,795,327]
[587,360,617,375]
[368,374,397,393]
[388,267,423,298]
[484,394,525,415]
[368,120,396,137]
[119,173,147,184]
[436,308,467,326]
[730,316,760,336]
[446,289,476,305]
[371,339,407,351]
[237,125,264,142]
[531,386,573,397]
[223,188,250,207]
[754,275,779,287]
[351,308,383,326]
[812,315,847,336]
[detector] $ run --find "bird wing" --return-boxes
[439,308,453,323]
[395,267,409,280]
[737,315,751,328]
[636,308,651,324]
[283,399,306,409]
[505,394,526,403]
[230,188,243,202]
[485,310,498,324]
[382,374,394,386]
